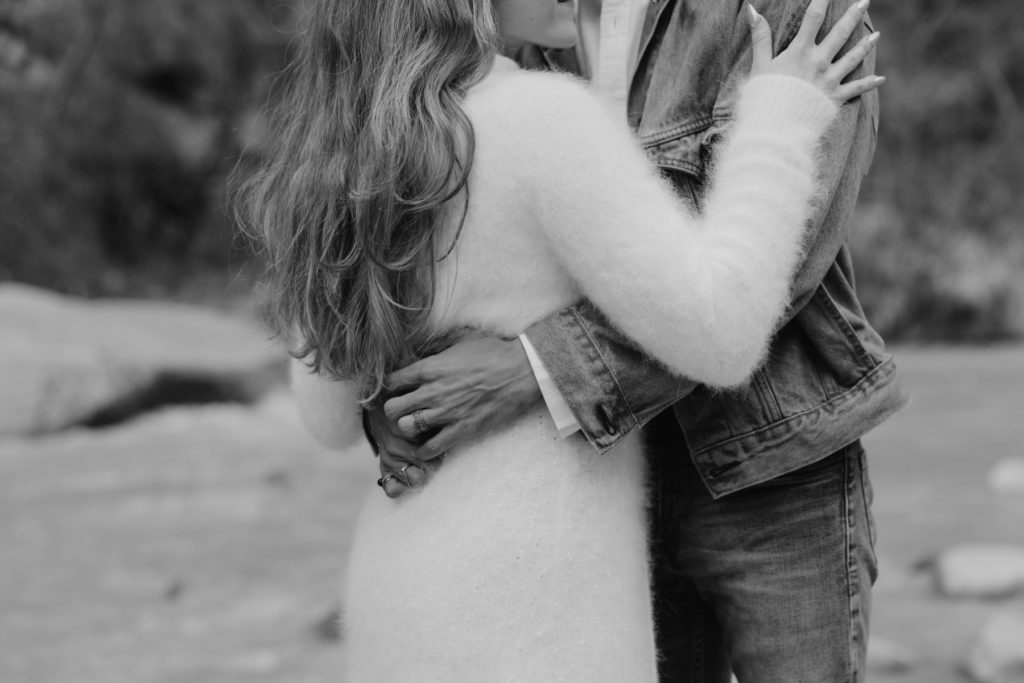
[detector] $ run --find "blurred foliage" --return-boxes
[852,0,1024,341]
[0,0,1021,339]
[0,0,295,298]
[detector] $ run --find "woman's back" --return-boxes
[343,61,660,683]
[426,61,582,338]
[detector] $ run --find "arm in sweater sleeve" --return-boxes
[524,1,876,445]
[525,74,836,387]
[290,359,365,450]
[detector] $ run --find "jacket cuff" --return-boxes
[518,334,582,438]
[524,307,638,453]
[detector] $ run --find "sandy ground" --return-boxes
[2,345,1023,682]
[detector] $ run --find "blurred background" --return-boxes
[1,0,1022,681]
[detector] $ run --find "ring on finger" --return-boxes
[377,463,415,489]
[391,463,415,486]
[412,408,430,435]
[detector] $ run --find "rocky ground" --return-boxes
[866,345,1024,682]
[1,286,1023,682]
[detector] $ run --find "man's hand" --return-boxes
[383,334,543,460]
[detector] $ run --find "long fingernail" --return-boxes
[748,4,759,23]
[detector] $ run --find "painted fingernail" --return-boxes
[868,31,881,43]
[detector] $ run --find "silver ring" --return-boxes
[392,462,413,486]
[412,409,430,435]
[377,463,413,489]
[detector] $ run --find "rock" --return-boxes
[0,284,286,437]
[868,637,917,675]
[932,544,1024,599]
[164,580,186,602]
[962,610,1024,682]
[989,458,1024,495]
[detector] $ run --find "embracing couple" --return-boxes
[240,0,908,680]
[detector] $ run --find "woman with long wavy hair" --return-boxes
[237,0,882,679]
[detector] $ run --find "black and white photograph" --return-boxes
[1,0,1022,681]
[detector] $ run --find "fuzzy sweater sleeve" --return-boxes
[289,359,364,450]
[520,73,837,387]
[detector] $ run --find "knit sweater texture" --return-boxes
[291,56,836,682]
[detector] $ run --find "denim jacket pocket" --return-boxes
[640,117,713,182]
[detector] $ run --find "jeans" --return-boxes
[648,414,878,682]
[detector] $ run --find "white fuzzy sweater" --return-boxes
[292,57,837,682]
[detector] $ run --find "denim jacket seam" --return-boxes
[688,357,897,457]
[650,158,703,176]
[639,114,714,147]
[570,308,641,431]
[754,368,784,420]
[813,287,877,369]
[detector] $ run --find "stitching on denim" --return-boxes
[858,446,878,552]
[688,358,897,456]
[649,158,703,177]
[639,114,715,146]
[844,447,860,682]
[690,605,706,682]
[754,369,783,421]
[814,285,876,368]
[569,308,641,432]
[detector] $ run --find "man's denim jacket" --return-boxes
[520,0,909,498]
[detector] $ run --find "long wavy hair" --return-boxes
[236,0,498,399]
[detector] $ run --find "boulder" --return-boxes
[932,544,1024,600]
[0,284,285,437]
[962,610,1024,682]
[989,458,1024,495]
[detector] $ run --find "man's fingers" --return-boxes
[365,404,420,455]
[383,388,431,421]
[818,0,869,61]
[385,361,432,394]
[794,0,832,46]
[414,425,461,461]
[396,407,443,440]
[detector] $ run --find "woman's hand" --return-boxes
[749,0,883,106]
